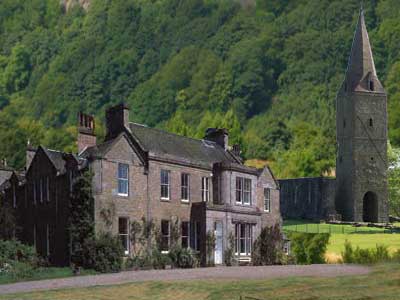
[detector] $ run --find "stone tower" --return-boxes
[336,9,388,222]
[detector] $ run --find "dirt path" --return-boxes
[0,264,370,295]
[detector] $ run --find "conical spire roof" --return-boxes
[344,8,384,93]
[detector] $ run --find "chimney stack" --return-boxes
[205,128,229,150]
[77,112,96,154]
[105,103,130,141]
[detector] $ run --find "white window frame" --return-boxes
[161,220,170,253]
[160,170,170,200]
[236,177,252,205]
[181,173,190,202]
[264,188,271,212]
[243,178,251,205]
[236,177,243,204]
[181,221,190,249]
[118,217,130,255]
[117,163,129,197]
[235,223,252,256]
[201,177,210,202]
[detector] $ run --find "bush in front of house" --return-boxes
[0,240,39,280]
[342,241,391,264]
[82,233,124,273]
[169,247,198,268]
[289,232,330,264]
[252,225,284,265]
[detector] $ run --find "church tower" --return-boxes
[336,8,388,222]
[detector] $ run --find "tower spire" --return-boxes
[344,7,384,93]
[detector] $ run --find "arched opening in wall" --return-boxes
[363,192,378,223]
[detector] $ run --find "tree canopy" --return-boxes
[0,0,399,178]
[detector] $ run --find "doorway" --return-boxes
[363,192,378,223]
[214,221,223,265]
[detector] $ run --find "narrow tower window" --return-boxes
[369,80,374,91]
[343,119,346,128]
[369,118,373,127]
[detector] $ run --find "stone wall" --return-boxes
[279,177,336,221]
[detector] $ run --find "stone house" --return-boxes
[4,104,281,266]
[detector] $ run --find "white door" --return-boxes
[214,222,223,264]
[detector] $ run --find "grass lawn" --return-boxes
[283,220,400,262]
[0,268,96,285]
[1,264,399,300]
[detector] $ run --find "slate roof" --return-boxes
[128,123,240,168]
[42,148,67,174]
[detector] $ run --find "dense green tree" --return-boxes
[0,0,398,179]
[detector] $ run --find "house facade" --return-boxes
[4,104,281,266]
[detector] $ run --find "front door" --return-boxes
[214,221,223,265]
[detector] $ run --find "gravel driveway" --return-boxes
[0,264,370,295]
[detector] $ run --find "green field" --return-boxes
[283,220,400,261]
[1,264,399,300]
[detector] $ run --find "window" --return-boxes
[46,224,50,257]
[118,163,129,196]
[181,221,189,248]
[69,171,73,193]
[161,170,170,200]
[42,177,48,203]
[190,221,201,251]
[243,178,251,205]
[235,223,252,256]
[46,177,50,202]
[33,224,36,250]
[201,177,210,202]
[181,173,190,202]
[39,179,43,203]
[118,218,129,255]
[236,177,252,205]
[236,177,243,203]
[161,220,170,252]
[369,118,373,127]
[12,183,16,208]
[264,188,271,212]
[369,80,374,91]
[33,183,36,205]
[343,119,346,128]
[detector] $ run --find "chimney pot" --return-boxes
[105,103,130,141]
[77,112,96,154]
[204,128,229,150]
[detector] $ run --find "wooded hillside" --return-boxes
[0,0,399,178]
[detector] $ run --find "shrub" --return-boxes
[151,249,172,269]
[82,233,124,273]
[342,241,391,264]
[169,247,197,268]
[125,249,173,270]
[0,240,38,266]
[224,232,237,266]
[288,232,330,264]
[205,231,216,266]
[252,225,283,265]
[0,240,38,281]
